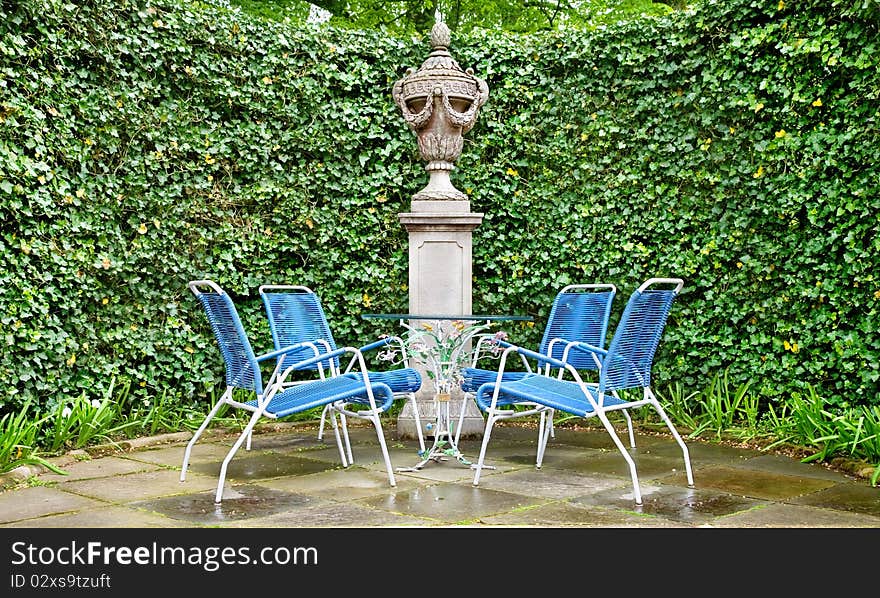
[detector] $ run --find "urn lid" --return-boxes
[397,21,482,104]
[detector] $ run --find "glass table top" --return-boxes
[361,313,533,322]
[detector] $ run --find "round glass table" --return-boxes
[362,313,533,471]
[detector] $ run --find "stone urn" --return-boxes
[392,21,489,201]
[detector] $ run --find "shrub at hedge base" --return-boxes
[0,0,877,419]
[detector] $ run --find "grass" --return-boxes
[0,402,66,475]
[654,372,880,486]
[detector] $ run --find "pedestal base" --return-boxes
[397,396,485,440]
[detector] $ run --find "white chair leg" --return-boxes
[180,392,227,482]
[621,408,636,448]
[215,408,264,503]
[536,410,553,468]
[370,413,396,487]
[598,411,642,505]
[409,393,426,453]
[472,413,497,486]
[317,404,330,440]
[327,408,349,467]
[536,411,547,466]
[339,410,353,464]
[650,399,694,487]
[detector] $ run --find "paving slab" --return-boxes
[474,468,626,500]
[478,500,691,527]
[539,448,689,483]
[130,485,318,524]
[790,481,880,518]
[645,437,763,465]
[61,469,218,503]
[548,426,669,451]
[257,468,423,500]
[225,501,437,528]
[185,452,340,482]
[357,483,547,524]
[709,502,880,528]
[38,455,161,483]
[736,453,859,481]
[125,442,241,467]
[667,465,837,501]
[0,486,107,525]
[2,504,193,528]
[571,483,767,525]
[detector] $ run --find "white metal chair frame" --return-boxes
[471,278,694,506]
[463,283,617,453]
[259,284,425,457]
[181,280,398,502]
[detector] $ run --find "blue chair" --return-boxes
[460,284,616,449]
[259,285,425,460]
[471,278,693,505]
[181,280,399,502]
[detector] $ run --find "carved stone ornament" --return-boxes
[392,21,489,201]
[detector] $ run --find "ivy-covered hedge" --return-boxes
[1,0,878,417]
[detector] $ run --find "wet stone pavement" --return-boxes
[1,421,879,529]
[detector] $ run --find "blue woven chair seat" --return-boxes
[475,374,627,416]
[344,367,423,394]
[461,367,530,393]
[247,376,394,418]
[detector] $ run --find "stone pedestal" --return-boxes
[396,201,485,439]
[391,21,490,441]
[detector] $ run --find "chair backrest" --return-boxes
[259,285,339,372]
[189,280,263,395]
[600,278,683,393]
[539,284,616,370]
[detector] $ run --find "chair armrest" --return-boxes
[560,342,606,373]
[254,342,317,363]
[566,343,608,365]
[514,345,570,369]
[266,346,387,411]
[358,337,395,353]
[479,344,590,411]
[569,342,607,357]
[280,347,350,372]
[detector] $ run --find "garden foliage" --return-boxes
[1,0,878,418]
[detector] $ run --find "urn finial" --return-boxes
[430,21,451,48]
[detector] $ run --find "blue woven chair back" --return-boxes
[194,290,263,395]
[260,288,339,372]
[539,288,615,370]
[600,288,678,392]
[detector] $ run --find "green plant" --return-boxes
[653,382,702,432]
[0,403,66,475]
[43,378,141,452]
[694,370,758,439]
[133,389,204,436]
